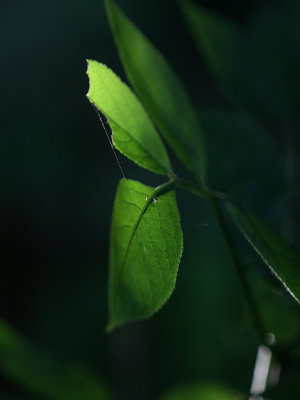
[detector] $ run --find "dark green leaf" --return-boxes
[247,267,300,343]
[0,319,109,400]
[87,60,171,175]
[160,383,246,400]
[106,0,206,182]
[226,202,300,304]
[108,178,183,331]
[179,0,238,95]
[199,108,284,199]
[180,1,292,119]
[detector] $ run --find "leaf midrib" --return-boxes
[108,116,169,174]
[118,181,175,278]
[118,189,158,278]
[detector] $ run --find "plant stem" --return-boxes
[155,177,176,197]
[209,197,266,344]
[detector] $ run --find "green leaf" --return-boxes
[226,202,300,304]
[160,383,246,400]
[180,1,292,119]
[0,319,110,400]
[199,108,285,199]
[105,0,206,182]
[87,60,171,175]
[179,0,238,94]
[247,267,300,343]
[108,178,183,331]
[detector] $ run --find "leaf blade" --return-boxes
[87,60,171,175]
[106,0,206,182]
[199,108,285,201]
[179,0,238,94]
[226,202,300,304]
[108,179,183,331]
[180,1,292,119]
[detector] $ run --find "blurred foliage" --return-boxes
[160,383,245,400]
[0,319,109,399]
[1,0,299,399]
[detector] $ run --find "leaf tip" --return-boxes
[85,59,103,103]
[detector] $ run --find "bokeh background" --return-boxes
[1,0,299,398]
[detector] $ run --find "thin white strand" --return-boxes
[93,105,126,178]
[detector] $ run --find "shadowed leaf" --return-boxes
[179,0,238,96]
[180,0,294,119]
[226,202,300,304]
[198,108,284,204]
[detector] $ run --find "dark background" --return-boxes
[1,0,299,398]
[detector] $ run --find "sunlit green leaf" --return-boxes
[160,383,246,400]
[106,0,206,182]
[108,178,183,332]
[226,202,300,304]
[87,60,171,175]
[0,319,109,400]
